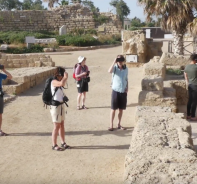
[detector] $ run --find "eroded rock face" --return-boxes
[124,106,197,184]
[122,30,163,63]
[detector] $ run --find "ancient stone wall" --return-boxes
[122,30,163,63]
[160,52,190,67]
[3,67,56,95]
[124,106,197,184]
[138,56,177,112]
[0,54,55,68]
[0,4,121,34]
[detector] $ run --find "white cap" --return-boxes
[78,56,85,63]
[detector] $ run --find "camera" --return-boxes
[0,65,4,70]
[86,71,90,76]
[0,90,4,97]
[63,96,69,102]
[116,57,125,62]
[58,67,65,77]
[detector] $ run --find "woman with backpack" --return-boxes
[75,56,90,110]
[50,67,70,151]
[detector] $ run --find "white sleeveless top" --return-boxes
[51,83,64,102]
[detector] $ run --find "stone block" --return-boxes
[143,63,166,79]
[138,90,163,104]
[142,76,163,91]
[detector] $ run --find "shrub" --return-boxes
[3,44,44,54]
[166,68,183,75]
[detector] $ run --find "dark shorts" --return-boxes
[0,96,4,114]
[77,79,88,93]
[111,90,127,110]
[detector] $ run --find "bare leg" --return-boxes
[117,109,123,127]
[82,92,86,106]
[52,123,61,147]
[77,93,82,108]
[59,121,65,144]
[110,109,116,129]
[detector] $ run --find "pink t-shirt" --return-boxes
[75,64,89,79]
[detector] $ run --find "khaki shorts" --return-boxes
[50,104,65,123]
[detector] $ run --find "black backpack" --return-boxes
[42,77,58,107]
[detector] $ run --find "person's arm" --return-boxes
[184,72,189,85]
[2,69,12,80]
[125,69,128,93]
[52,71,68,87]
[108,58,117,73]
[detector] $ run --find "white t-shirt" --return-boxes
[51,83,64,102]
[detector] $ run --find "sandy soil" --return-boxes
[0,46,144,184]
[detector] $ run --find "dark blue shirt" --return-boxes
[0,73,7,88]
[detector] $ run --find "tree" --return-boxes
[0,0,22,10]
[110,0,130,26]
[22,0,45,10]
[58,0,69,6]
[138,0,196,55]
[81,0,99,13]
[70,0,81,3]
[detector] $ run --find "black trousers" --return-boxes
[187,84,197,117]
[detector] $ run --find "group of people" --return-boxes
[1,53,197,151]
[49,54,128,151]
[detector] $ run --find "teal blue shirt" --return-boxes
[112,65,128,93]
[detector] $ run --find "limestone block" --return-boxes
[135,106,185,122]
[29,63,35,67]
[0,59,7,64]
[13,64,21,68]
[7,63,13,68]
[12,59,21,64]
[35,61,41,67]
[142,76,163,91]
[177,127,193,149]
[163,87,176,97]
[138,90,163,104]
[143,63,166,79]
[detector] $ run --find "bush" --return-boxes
[166,68,183,75]
[3,44,44,54]
[0,31,57,44]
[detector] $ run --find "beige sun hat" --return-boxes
[78,56,85,63]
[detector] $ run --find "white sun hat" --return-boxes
[78,56,85,63]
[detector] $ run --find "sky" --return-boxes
[41,0,146,21]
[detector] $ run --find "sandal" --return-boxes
[52,144,64,151]
[187,116,191,120]
[0,131,8,136]
[77,106,80,110]
[61,142,70,149]
[82,105,88,109]
[108,127,114,131]
[117,126,126,130]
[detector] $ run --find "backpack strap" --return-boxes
[52,87,59,100]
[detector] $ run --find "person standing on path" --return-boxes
[108,55,128,131]
[0,66,12,136]
[50,67,70,151]
[184,54,197,121]
[75,56,90,110]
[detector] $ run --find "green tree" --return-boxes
[110,0,130,26]
[138,0,196,55]
[58,0,69,6]
[70,0,81,3]
[22,0,45,10]
[82,0,99,13]
[0,0,22,10]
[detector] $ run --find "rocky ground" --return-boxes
[0,46,143,184]
[0,46,196,184]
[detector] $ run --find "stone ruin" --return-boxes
[0,53,56,97]
[124,55,197,183]
[0,53,55,68]
[0,4,122,35]
[122,30,163,63]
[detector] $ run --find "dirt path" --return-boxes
[0,46,143,184]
